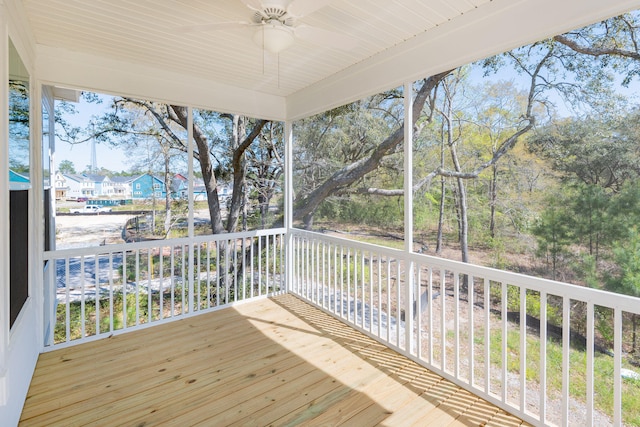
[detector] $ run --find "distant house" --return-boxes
[84,174,114,197]
[179,180,232,203]
[63,174,95,199]
[110,176,134,199]
[9,169,30,190]
[193,185,208,202]
[172,174,188,199]
[131,173,166,200]
[53,171,69,200]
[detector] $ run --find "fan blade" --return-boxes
[287,0,333,17]
[240,0,263,11]
[175,21,251,33]
[294,25,358,50]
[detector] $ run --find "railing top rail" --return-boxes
[291,228,640,314]
[44,227,286,260]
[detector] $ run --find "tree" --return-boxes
[9,80,30,173]
[532,195,573,280]
[58,95,278,235]
[528,115,640,192]
[293,72,450,228]
[58,159,76,174]
[607,226,640,353]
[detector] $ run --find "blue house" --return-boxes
[131,173,166,200]
[9,169,30,190]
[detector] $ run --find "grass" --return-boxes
[469,321,640,425]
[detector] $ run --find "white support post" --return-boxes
[403,81,413,253]
[187,107,194,239]
[31,75,44,349]
[403,81,414,353]
[284,120,293,293]
[187,107,194,311]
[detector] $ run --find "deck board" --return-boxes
[20,294,528,426]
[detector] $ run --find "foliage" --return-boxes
[607,226,640,298]
[9,80,30,173]
[531,193,573,279]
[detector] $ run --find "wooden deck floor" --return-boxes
[20,294,528,426]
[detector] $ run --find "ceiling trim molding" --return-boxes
[36,44,287,121]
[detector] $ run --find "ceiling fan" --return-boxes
[179,0,358,54]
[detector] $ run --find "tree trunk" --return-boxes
[163,152,172,234]
[293,71,452,224]
[435,121,446,254]
[169,105,225,234]
[489,164,497,239]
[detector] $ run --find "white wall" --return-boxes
[0,1,42,425]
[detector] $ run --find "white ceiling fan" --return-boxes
[179,0,358,54]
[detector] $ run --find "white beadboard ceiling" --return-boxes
[17,0,640,119]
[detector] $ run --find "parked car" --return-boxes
[69,205,112,214]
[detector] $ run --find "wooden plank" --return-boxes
[22,311,274,410]
[20,295,526,427]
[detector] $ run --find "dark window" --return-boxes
[10,190,29,327]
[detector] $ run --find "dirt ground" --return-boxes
[55,214,134,249]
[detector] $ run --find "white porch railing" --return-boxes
[290,229,640,427]
[43,228,286,350]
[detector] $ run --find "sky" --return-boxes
[54,94,129,173]
[54,60,640,177]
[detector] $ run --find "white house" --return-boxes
[83,173,114,197]
[110,175,133,199]
[62,173,95,199]
[53,171,68,200]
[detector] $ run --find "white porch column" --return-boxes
[187,107,194,311]
[403,81,415,353]
[187,107,194,239]
[403,82,413,252]
[284,120,293,293]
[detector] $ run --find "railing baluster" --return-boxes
[540,291,547,423]
[147,249,152,323]
[586,301,594,426]
[80,257,86,338]
[197,243,202,308]
[468,275,474,387]
[428,267,433,365]
[484,277,490,395]
[416,262,422,359]
[562,296,570,426]
[135,249,140,324]
[520,285,526,412]
[501,281,507,403]
[241,238,246,301]
[441,269,446,371]
[171,246,176,315]
[95,254,101,336]
[65,258,71,342]
[369,251,374,335]
[215,241,220,307]
[387,257,391,342]
[377,252,382,338]
[396,261,401,349]
[108,253,114,333]
[454,272,459,378]
[233,238,238,303]
[158,245,163,314]
[206,242,211,307]
[340,245,345,319]
[614,308,622,426]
